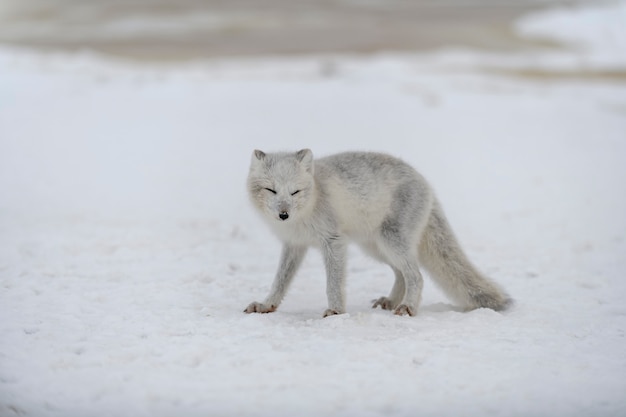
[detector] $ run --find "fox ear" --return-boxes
[250,150,267,172]
[295,149,314,173]
[253,149,266,161]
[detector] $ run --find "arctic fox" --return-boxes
[244,149,511,317]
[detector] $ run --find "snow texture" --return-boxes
[1,2,626,416]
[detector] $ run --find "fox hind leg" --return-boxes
[375,222,425,317]
[390,259,423,316]
[372,266,405,311]
[373,181,431,316]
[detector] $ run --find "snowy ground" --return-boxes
[1,2,626,417]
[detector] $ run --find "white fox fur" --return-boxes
[244,149,511,317]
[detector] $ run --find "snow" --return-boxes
[516,0,626,68]
[1,2,626,416]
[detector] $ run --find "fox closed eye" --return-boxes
[263,188,300,195]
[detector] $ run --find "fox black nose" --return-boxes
[279,212,289,220]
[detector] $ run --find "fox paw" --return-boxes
[372,297,398,311]
[323,309,342,317]
[394,304,416,317]
[244,302,276,314]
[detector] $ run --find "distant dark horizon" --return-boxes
[0,0,585,60]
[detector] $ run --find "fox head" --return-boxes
[247,149,316,222]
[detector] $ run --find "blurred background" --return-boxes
[0,0,583,60]
[2,1,626,415]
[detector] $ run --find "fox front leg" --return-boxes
[321,236,348,317]
[244,244,307,314]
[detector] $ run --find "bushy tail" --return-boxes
[418,199,512,311]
